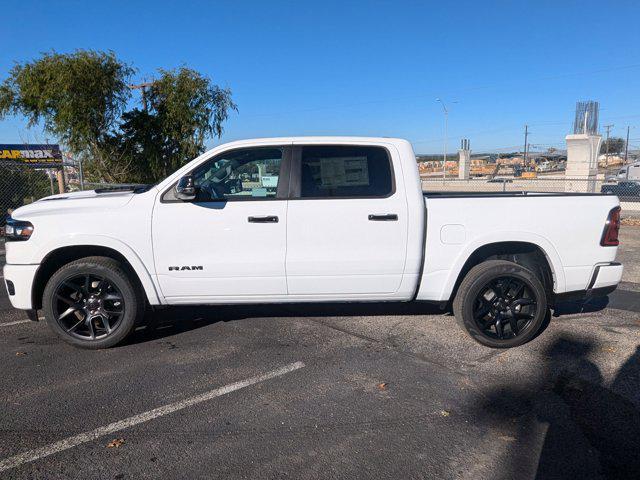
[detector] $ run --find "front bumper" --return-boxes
[3,263,39,310]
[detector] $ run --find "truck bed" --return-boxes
[416,191,621,302]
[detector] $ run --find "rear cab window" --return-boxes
[298,145,394,198]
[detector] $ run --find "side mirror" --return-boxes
[174,175,196,201]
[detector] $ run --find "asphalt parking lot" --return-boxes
[1,229,639,479]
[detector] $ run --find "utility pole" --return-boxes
[523,125,529,169]
[48,171,55,195]
[129,81,154,112]
[604,124,614,169]
[624,125,630,179]
[436,98,448,182]
[78,158,85,190]
[56,168,65,194]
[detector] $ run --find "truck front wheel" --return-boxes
[453,260,548,348]
[42,256,143,349]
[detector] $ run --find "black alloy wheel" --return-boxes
[52,274,125,340]
[43,256,143,349]
[472,276,537,340]
[453,260,548,348]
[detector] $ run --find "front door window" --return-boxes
[192,148,283,201]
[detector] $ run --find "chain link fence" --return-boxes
[421,176,640,212]
[0,162,150,231]
[0,163,60,225]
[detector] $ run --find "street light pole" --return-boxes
[436,98,448,181]
[523,125,529,168]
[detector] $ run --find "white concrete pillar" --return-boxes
[458,149,471,179]
[565,133,601,192]
[458,139,471,179]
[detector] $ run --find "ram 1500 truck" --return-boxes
[3,137,623,349]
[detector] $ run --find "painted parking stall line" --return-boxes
[0,319,32,327]
[0,361,305,473]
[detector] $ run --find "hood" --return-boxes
[11,189,138,220]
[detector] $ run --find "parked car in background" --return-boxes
[615,162,640,181]
[4,137,624,350]
[601,181,640,197]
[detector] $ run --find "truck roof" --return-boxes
[210,136,411,149]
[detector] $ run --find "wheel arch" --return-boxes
[32,244,161,310]
[445,240,560,304]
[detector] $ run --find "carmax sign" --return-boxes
[0,144,63,166]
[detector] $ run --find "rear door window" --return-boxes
[298,146,393,198]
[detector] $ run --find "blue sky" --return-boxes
[1,0,639,154]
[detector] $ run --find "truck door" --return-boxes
[285,144,408,296]
[152,146,290,301]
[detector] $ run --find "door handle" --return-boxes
[248,216,279,223]
[368,214,398,221]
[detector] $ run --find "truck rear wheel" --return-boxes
[42,256,143,349]
[453,260,548,348]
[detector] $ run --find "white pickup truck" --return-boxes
[3,137,623,349]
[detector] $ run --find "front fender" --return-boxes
[35,234,162,305]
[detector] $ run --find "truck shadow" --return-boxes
[126,301,445,345]
[127,290,617,345]
[552,296,610,316]
[468,338,640,479]
[126,293,616,345]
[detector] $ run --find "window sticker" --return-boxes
[261,175,279,188]
[319,157,369,187]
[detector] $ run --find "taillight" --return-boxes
[601,206,621,247]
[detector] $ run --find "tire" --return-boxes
[42,256,143,349]
[453,260,548,348]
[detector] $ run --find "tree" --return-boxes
[602,137,625,156]
[0,50,237,184]
[115,68,237,182]
[0,50,134,182]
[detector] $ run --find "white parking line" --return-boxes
[0,361,305,473]
[0,320,32,327]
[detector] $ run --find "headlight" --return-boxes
[4,218,34,241]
